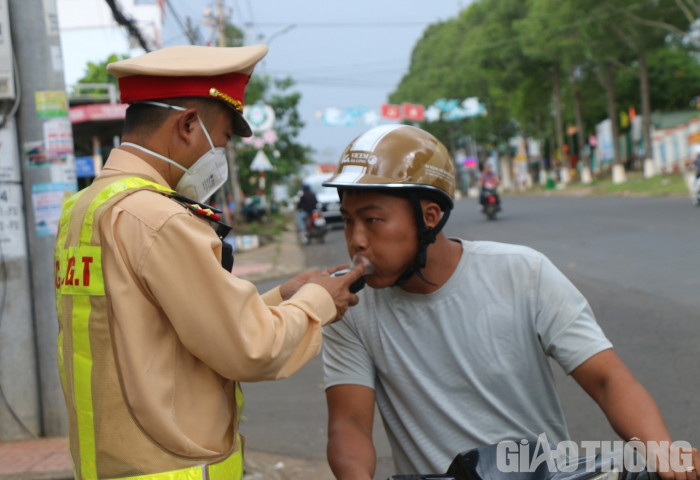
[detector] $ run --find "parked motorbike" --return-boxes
[301,209,328,244]
[481,181,501,221]
[389,441,659,480]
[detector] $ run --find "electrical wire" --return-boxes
[163,0,199,45]
[103,0,152,51]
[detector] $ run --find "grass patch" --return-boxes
[589,171,689,196]
[523,171,691,197]
[235,211,290,238]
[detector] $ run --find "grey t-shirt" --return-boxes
[323,239,612,474]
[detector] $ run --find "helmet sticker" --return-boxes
[351,124,403,152]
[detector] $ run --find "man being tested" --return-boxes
[54,44,363,480]
[321,125,699,479]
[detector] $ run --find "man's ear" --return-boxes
[422,201,443,228]
[175,108,200,144]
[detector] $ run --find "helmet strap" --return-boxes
[391,195,451,288]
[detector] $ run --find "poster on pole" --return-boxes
[0,184,28,259]
[31,182,70,236]
[35,91,68,118]
[44,117,74,157]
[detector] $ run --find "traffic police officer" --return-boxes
[54,44,364,479]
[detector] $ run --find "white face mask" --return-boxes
[121,101,229,203]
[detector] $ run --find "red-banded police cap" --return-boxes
[107,44,268,137]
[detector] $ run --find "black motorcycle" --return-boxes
[389,441,659,480]
[301,209,328,244]
[481,181,501,221]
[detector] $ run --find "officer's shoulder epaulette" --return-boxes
[162,191,223,222]
[151,190,232,241]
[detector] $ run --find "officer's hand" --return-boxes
[308,263,365,322]
[279,269,319,300]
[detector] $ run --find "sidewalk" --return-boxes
[0,229,335,480]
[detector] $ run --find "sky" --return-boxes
[160,0,469,164]
[59,1,469,164]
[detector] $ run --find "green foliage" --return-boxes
[389,0,700,161]
[77,53,129,85]
[615,43,700,111]
[543,171,690,196]
[390,0,532,149]
[73,53,129,100]
[225,24,245,47]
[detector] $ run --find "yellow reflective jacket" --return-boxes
[55,175,243,479]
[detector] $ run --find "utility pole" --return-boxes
[6,0,74,437]
[217,0,227,48]
[185,17,198,45]
[0,0,40,441]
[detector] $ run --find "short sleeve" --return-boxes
[534,254,612,374]
[322,312,376,390]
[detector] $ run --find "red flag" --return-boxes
[380,103,402,120]
[402,103,425,122]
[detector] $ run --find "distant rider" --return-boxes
[297,184,318,237]
[477,161,501,210]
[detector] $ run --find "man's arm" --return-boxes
[571,349,699,479]
[326,384,376,480]
[571,349,670,443]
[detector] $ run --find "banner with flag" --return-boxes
[317,97,486,126]
[380,103,402,120]
[402,103,425,122]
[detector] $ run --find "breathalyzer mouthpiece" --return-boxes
[330,255,374,293]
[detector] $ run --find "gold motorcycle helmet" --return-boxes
[324,124,456,210]
[324,125,457,286]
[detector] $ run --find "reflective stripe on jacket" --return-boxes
[55,175,244,479]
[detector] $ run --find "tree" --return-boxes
[73,53,129,100]
[390,0,700,188]
[516,0,596,182]
[235,74,313,199]
[77,53,129,84]
[214,21,313,214]
[390,1,533,157]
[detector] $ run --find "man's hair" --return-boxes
[122,97,226,136]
